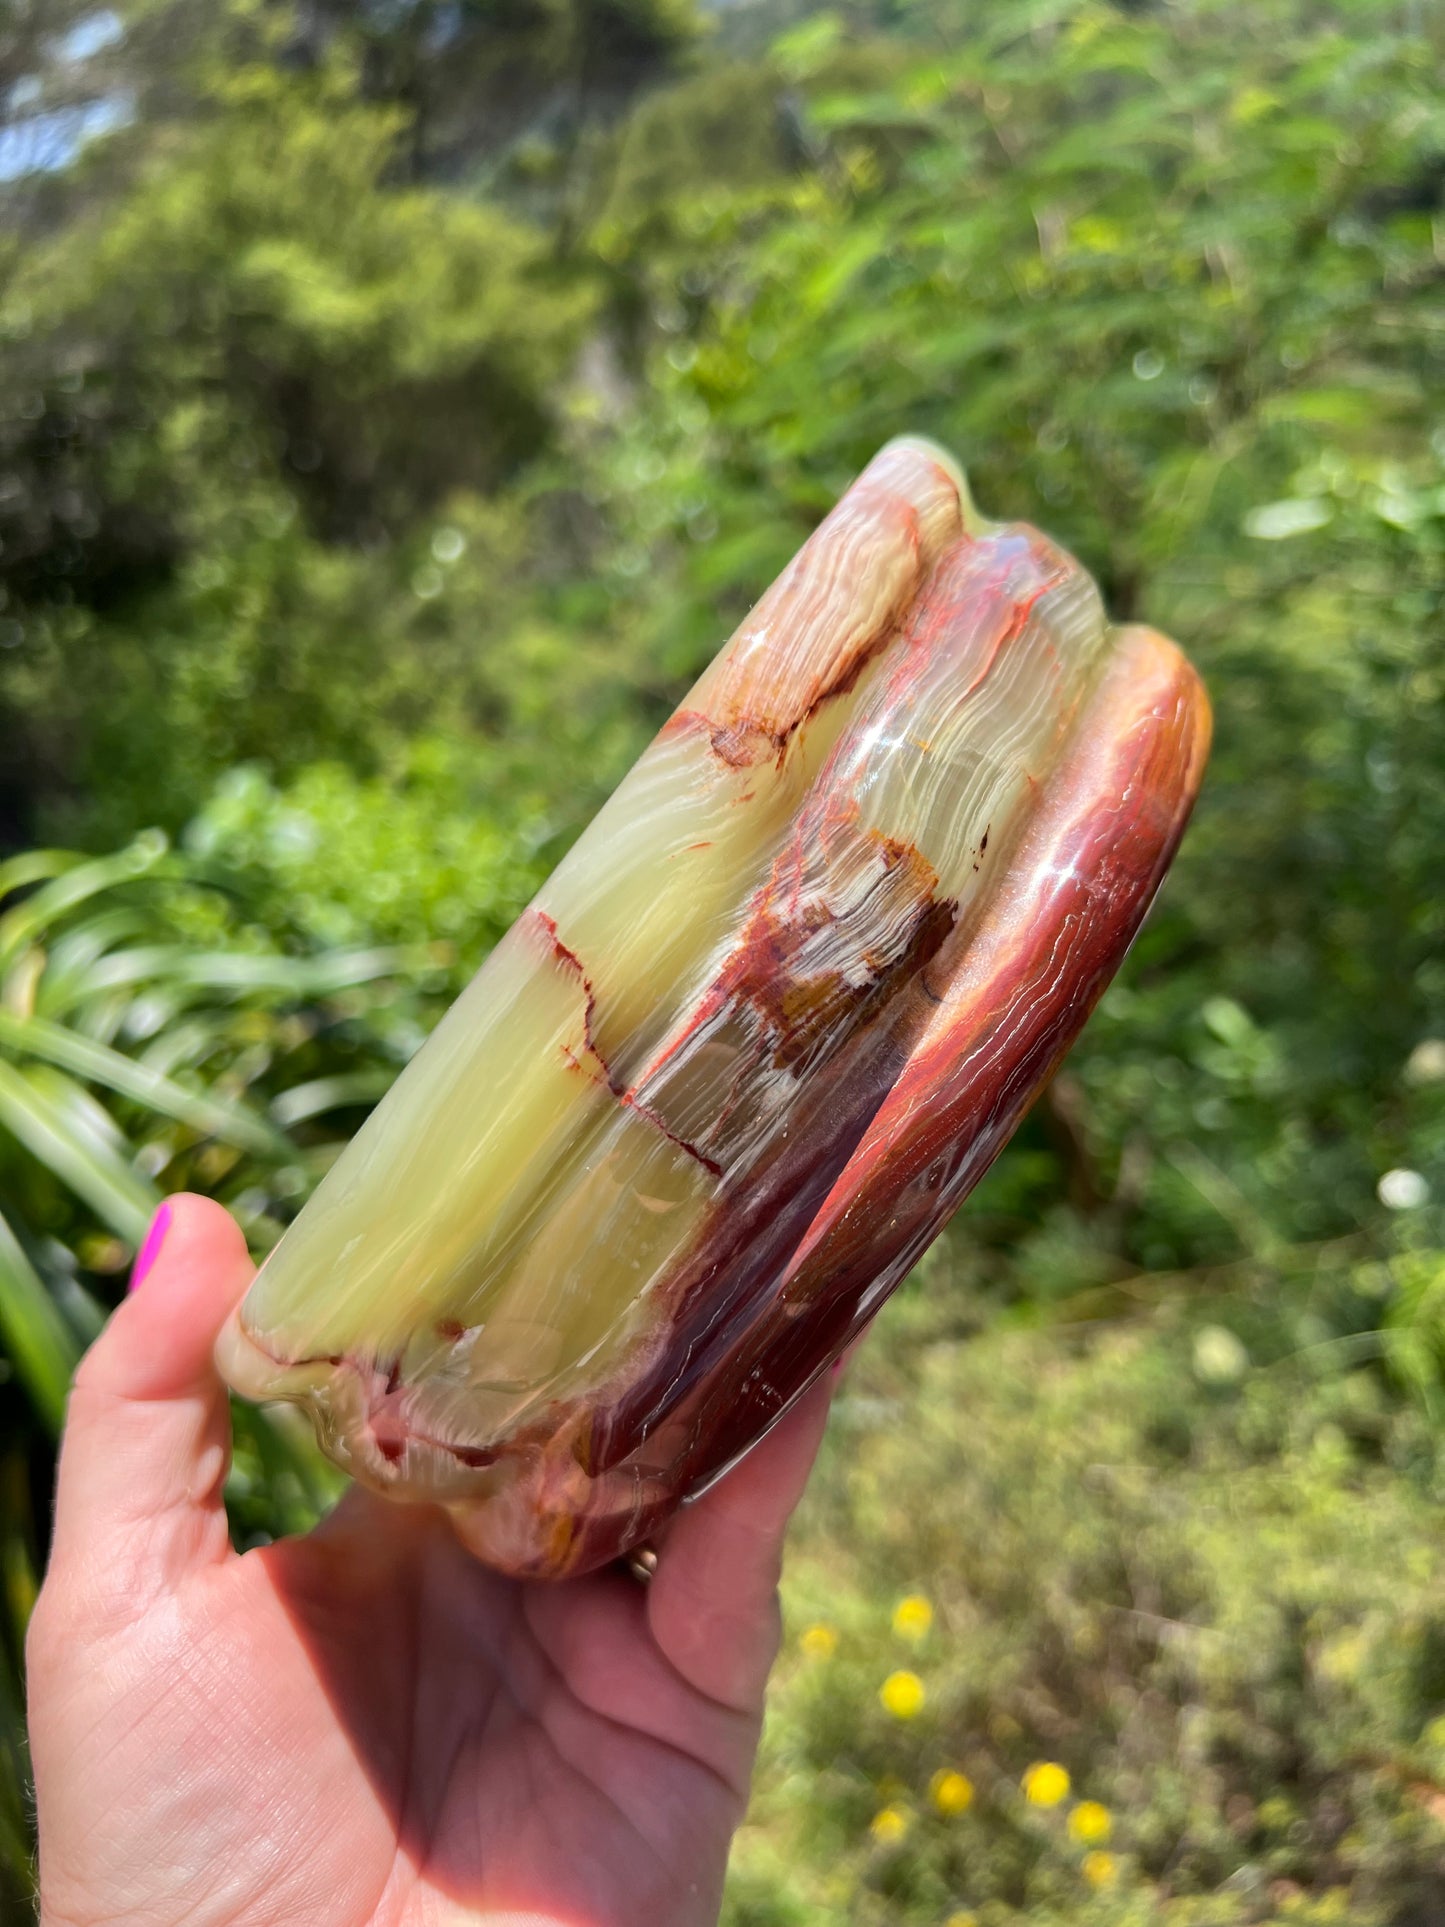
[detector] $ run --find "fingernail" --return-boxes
[130,1204,172,1293]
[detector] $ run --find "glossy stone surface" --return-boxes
[217,437,1211,1577]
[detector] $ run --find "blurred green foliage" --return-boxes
[738,1253,1445,1925]
[0,0,1442,1917]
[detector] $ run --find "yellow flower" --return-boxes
[800,1622,839,1660]
[869,1803,912,1844]
[945,1913,978,1927]
[1082,1850,1118,1888]
[892,1593,934,1641]
[1022,1760,1071,1807]
[1068,1800,1113,1844]
[879,1669,926,1719]
[930,1768,976,1815]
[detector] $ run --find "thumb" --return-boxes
[48,1194,255,1611]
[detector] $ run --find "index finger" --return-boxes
[644,1370,837,1715]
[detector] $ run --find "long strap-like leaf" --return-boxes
[269,1069,394,1129]
[0,1010,291,1159]
[0,1207,81,1434]
[0,1061,157,1245]
[81,943,429,998]
[0,839,168,975]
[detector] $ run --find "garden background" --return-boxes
[0,0,1442,1919]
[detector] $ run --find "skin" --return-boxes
[26,1194,838,1927]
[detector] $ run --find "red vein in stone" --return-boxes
[530,908,624,1096]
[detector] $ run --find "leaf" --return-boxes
[0,1061,158,1243]
[800,223,894,313]
[36,908,159,1012]
[269,1069,394,1128]
[0,1207,80,1434]
[80,944,427,1000]
[0,850,77,904]
[1201,997,1258,1048]
[771,13,844,84]
[172,946,427,994]
[1243,498,1334,540]
[0,836,169,975]
[0,1009,291,1159]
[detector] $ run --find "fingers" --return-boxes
[646,1372,837,1714]
[48,1194,255,1611]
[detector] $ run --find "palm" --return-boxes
[28,1199,832,1927]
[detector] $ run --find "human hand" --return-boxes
[27,1195,836,1927]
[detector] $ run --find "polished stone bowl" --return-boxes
[218,437,1211,1577]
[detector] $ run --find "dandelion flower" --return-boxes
[945,1913,978,1927]
[892,1593,934,1641]
[1082,1850,1118,1888]
[870,1803,912,1844]
[879,1669,926,1719]
[800,1623,839,1660]
[1069,1800,1112,1844]
[1022,1760,1071,1807]
[930,1769,975,1815]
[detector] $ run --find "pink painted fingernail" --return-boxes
[130,1204,172,1293]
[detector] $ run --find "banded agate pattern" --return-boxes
[217,437,1211,1577]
